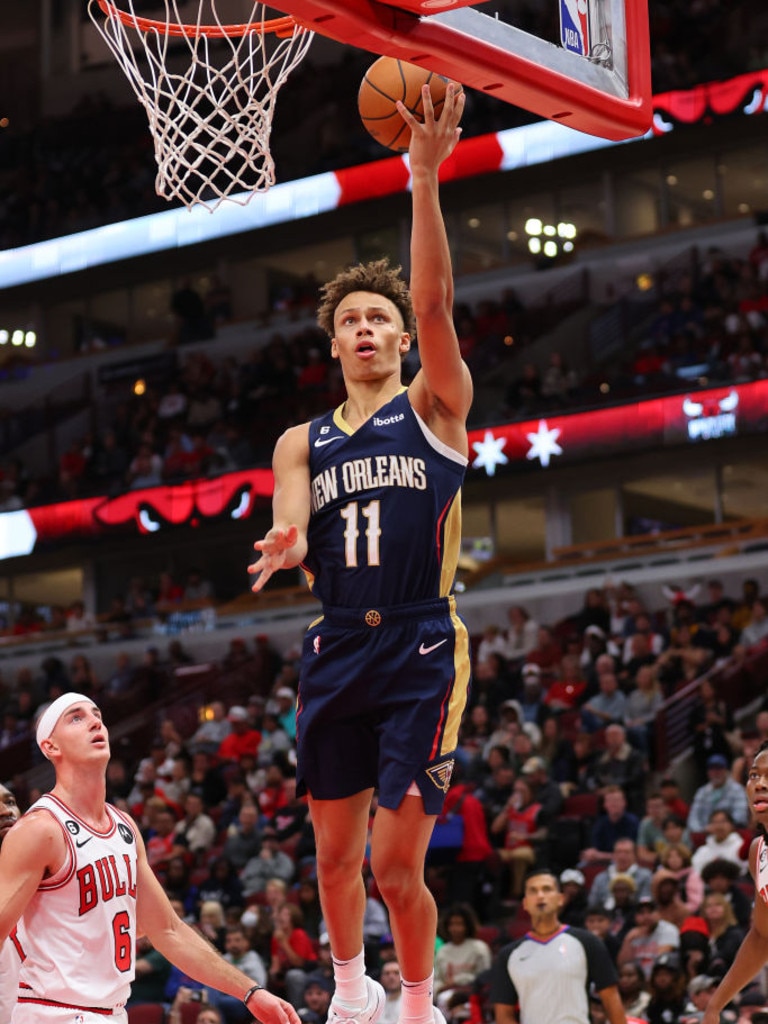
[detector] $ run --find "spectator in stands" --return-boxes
[543,655,587,713]
[580,672,628,734]
[433,904,492,1016]
[269,903,318,1008]
[218,705,261,764]
[257,710,292,768]
[687,756,749,833]
[690,679,738,785]
[127,442,163,489]
[299,975,333,1024]
[273,687,297,741]
[637,792,672,868]
[584,903,621,963]
[607,875,640,947]
[173,791,217,860]
[66,598,95,634]
[625,665,664,753]
[618,960,651,1019]
[519,663,548,728]
[378,959,401,1024]
[491,776,547,901]
[147,805,184,871]
[651,868,690,929]
[258,761,291,821]
[659,843,704,915]
[296,878,323,943]
[525,625,563,678]
[559,868,590,928]
[503,605,539,663]
[520,755,563,823]
[189,701,231,756]
[223,801,262,870]
[661,777,690,822]
[476,624,509,665]
[732,579,760,634]
[617,900,680,979]
[690,810,747,876]
[210,923,268,1024]
[701,892,745,979]
[476,747,516,831]
[589,838,653,908]
[194,899,228,953]
[587,725,646,815]
[184,567,215,603]
[585,791,641,867]
[645,953,688,1024]
[560,731,600,797]
[698,858,751,929]
[737,597,768,652]
[657,625,712,694]
[194,857,245,918]
[241,825,295,897]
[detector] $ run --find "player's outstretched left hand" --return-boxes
[248,525,299,592]
[246,989,302,1024]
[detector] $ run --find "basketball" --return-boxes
[358,56,462,153]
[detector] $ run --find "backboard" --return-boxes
[270,0,652,140]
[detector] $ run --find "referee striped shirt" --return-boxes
[490,925,618,1024]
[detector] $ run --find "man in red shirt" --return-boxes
[218,705,261,764]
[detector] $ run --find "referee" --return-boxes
[491,868,627,1024]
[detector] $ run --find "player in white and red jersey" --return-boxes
[702,740,768,1024]
[0,783,22,1022]
[0,692,302,1024]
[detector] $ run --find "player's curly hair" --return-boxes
[316,258,416,339]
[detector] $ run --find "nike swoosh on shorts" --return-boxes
[418,639,448,655]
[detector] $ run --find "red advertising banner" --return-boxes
[0,381,765,560]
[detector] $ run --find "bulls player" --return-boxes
[0,692,301,1024]
[248,86,470,1024]
[0,783,21,1021]
[702,740,768,1024]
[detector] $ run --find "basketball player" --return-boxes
[0,783,21,1022]
[491,868,626,1024]
[248,83,470,1024]
[0,692,301,1024]
[701,741,768,1024]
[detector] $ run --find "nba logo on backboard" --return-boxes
[560,0,590,57]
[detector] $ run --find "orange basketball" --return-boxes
[358,56,462,153]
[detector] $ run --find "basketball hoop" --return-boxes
[88,1,314,211]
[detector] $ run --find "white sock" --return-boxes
[400,973,434,1024]
[332,949,367,1008]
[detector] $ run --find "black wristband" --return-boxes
[243,984,262,1006]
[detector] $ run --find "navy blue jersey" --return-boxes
[303,390,467,608]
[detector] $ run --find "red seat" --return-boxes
[128,1004,166,1024]
[561,793,600,818]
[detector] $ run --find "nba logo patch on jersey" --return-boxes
[560,0,590,56]
[313,635,321,655]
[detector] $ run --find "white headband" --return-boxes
[36,692,96,750]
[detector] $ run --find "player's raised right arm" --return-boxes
[248,424,311,593]
[0,814,65,943]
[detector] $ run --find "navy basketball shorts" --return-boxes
[296,596,471,816]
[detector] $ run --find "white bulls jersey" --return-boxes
[0,920,25,1022]
[757,834,768,905]
[15,794,138,1014]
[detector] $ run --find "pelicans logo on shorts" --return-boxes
[426,758,455,792]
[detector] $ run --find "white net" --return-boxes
[88,1,314,211]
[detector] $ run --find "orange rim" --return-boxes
[97,0,299,38]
